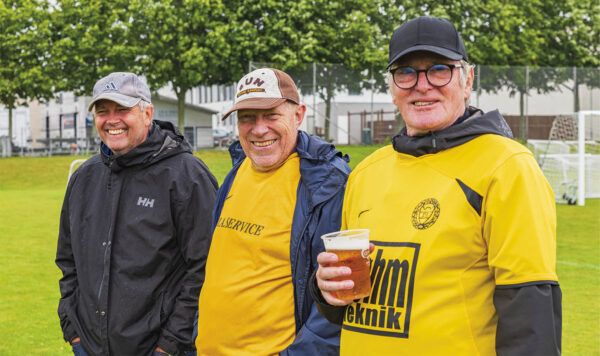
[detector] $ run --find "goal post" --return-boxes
[577,111,586,206]
[528,110,600,206]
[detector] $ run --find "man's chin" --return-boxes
[249,156,280,172]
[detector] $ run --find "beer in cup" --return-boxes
[321,229,371,300]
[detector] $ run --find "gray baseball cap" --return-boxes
[88,72,151,112]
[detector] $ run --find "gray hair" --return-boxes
[138,100,152,112]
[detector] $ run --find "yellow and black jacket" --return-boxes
[311,107,561,356]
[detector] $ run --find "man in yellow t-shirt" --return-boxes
[195,68,350,355]
[312,16,561,356]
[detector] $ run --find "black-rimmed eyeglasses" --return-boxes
[389,64,463,89]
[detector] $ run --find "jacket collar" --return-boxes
[101,120,190,172]
[392,106,514,157]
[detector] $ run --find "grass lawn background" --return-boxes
[0,145,598,355]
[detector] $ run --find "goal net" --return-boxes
[528,111,600,205]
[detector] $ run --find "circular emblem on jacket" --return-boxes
[411,198,440,230]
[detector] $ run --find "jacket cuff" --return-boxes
[59,318,78,343]
[309,269,346,325]
[157,334,179,356]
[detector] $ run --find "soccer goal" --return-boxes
[67,158,87,187]
[528,111,600,206]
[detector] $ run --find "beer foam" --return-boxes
[322,236,369,250]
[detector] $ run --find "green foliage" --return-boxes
[0,0,54,141]
[0,0,54,108]
[225,0,393,138]
[131,0,231,132]
[390,0,599,139]
[49,0,140,95]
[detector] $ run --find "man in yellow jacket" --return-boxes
[312,16,561,356]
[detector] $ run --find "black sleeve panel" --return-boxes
[308,269,347,325]
[494,284,562,356]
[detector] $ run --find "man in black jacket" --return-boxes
[56,72,218,356]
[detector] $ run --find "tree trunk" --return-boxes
[519,91,526,141]
[324,84,334,141]
[8,107,12,142]
[177,90,186,134]
[573,67,580,113]
[8,107,14,154]
[324,96,331,140]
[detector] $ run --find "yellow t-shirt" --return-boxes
[196,154,301,356]
[339,136,557,355]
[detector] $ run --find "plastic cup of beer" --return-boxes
[321,229,371,301]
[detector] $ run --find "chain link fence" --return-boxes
[250,62,600,145]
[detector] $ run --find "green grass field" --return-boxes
[0,146,598,355]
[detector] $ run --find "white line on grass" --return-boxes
[557,260,600,270]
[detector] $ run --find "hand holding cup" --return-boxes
[317,229,374,306]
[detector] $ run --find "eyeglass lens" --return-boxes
[393,64,455,89]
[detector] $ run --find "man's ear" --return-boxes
[464,66,474,101]
[144,104,154,127]
[294,104,306,129]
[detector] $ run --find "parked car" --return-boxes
[213,128,236,147]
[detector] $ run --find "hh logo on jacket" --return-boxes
[343,242,420,338]
[137,196,155,208]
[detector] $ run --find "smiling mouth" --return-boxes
[107,129,125,135]
[414,101,436,106]
[252,139,276,147]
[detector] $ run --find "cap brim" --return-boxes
[221,97,287,121]
[88,93,141,112]
[387,45,464,69]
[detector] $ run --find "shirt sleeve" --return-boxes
[55,174,79,343]
[309,269,346,325]
[484,152,561,354]
[494,284,562,355]
[157,159,218,354]
[483,152,558,285]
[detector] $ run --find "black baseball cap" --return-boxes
[387,16,469,69]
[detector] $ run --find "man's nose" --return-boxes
[105,110,121,122]
[414,71,432,92]
[252,116,270,135]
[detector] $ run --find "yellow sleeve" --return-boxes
[483,152,558,286]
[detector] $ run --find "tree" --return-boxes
[548,0,600,112]
[225,0,394,139]
[49,0,140,96]
[0,0,53,149]
[392,0,599,138]
[130,0,230,133]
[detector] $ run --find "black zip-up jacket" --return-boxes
[56,120,218,356]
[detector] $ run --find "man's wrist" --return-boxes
[155,346,172,355]
[70,337,80,345]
